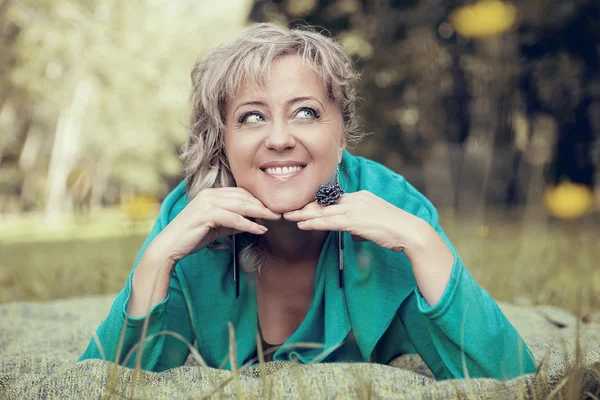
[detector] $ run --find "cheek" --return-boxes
[225,132,255,166]
[223,139,246,184]
[311,132,344,165]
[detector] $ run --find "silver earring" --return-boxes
[233,235,239,298]
[314,166,344,288]
[337,166,344,288]
[338,231,344,289]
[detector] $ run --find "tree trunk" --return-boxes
[44,79,93,225]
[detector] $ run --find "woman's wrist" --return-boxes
[145,237,177,273]
[129,242,175,318]
[400,221,454,307]
[390,216,433,260]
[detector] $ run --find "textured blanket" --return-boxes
[1,295,599,399]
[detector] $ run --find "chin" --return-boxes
[262,194,312,214]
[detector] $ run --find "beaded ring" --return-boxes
[315,176,344,206]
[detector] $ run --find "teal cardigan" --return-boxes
[79,152,536,380]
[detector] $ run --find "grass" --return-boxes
[0,234,144,303]
[439,208,600,318]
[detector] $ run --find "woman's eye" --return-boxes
[295,107,319,120]
[240,112,265,125]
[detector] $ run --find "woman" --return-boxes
[79,23,536,380]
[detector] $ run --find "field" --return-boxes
[1,208,598,319]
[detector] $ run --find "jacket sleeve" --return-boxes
[78,216,194,372]
[398,196,536,380]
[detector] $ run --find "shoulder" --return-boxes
[156,180,189,228]
[341,151,438,224]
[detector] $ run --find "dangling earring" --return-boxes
[233,234,239,298]
[336,166,344,289]
[315,165,345,289]
[338,231,344,289]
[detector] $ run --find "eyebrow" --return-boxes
[233,96,324,115]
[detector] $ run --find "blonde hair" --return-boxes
[180,23,364,273]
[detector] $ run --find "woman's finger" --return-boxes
[205,187,266,208]
[214,208,268,235]
[217,197,281,220]
[283,200,344,221]
[296,215,348,232]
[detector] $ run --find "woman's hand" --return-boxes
[153,187,281,265]
[284,190,455,307]
[129,187,281,318]
[283,190,431,256]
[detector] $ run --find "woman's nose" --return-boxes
[264,123,296,151]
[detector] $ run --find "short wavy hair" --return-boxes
[180,22,363,272]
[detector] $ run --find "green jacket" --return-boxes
[79,151,536,380]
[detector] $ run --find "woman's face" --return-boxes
[224,54,346,214]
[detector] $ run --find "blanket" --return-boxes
[1,295,599,399]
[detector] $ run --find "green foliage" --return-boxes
[0,0,248,210]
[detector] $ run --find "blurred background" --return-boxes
[0,0,598,319]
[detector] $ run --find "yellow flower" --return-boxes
[121,195,160,222]
[450,0,517,39]
[544,182,594,220]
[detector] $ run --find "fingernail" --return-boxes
[260,226,268,232]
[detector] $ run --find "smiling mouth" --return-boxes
[262,165,305,176]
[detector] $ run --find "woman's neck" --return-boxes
[256,217,327,266]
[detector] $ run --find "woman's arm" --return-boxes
[398,256,537,380]
[398,216,454,308]
[281,167,537,380]
[78,220,194,372]
[79,182,278,371]
[399,205,536,380]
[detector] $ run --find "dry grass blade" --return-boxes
[120,331,208,368]
[546,375,570,400]
[566,291,585,399]
[102,315,132,400]
[240,342,326,369]
[92,332,107,361]
[131,367,144,400]
[531,352,551,400]
[115,314,129,366]
[103,360,121,400]
[307,341,343,364]
[228,322,243,399]
[348,369,373,399]
[129,268,163,399]
[104,330,216,399]
[255,331,269,399]
[134,268,162,369]
[458,304,478,400]
[200,376,235,400]
[288,363,308,400]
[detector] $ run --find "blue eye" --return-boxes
[295,107,320,120]
[239,112,265,124]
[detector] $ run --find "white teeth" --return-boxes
[264,166,304,175]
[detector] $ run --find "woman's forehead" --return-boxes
[231,55,329,103]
